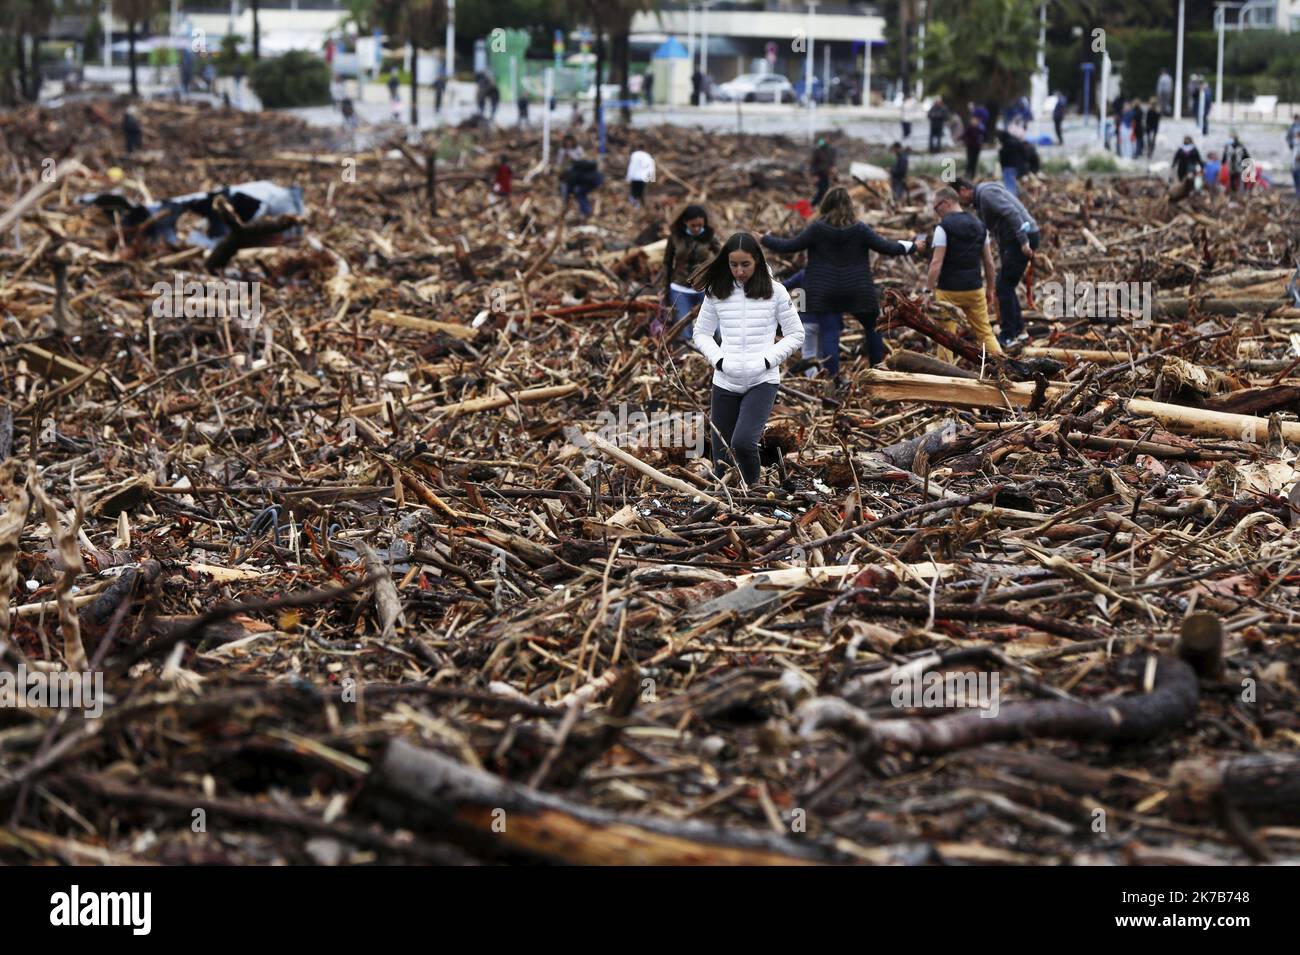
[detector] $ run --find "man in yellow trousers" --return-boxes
[922,187,1002,362]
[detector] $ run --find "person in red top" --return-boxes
[492,155,513,199]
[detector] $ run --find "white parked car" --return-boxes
[715,73,795,103]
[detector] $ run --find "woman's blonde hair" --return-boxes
[818,186,857,227]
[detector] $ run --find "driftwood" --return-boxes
[800,655,1198,759]
[357,738,841,865]
[1169,754,1300,824]
[862,369,1300,444]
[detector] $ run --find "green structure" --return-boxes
[487,28,530,102]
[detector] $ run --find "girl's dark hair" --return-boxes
[670,203,710,236]
[818,187,856,227]
[689,232,774,300]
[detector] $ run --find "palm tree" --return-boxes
[118,0,164,97]
[595,0,655,124]
[7,0,58,103]
[922,0,1041,110]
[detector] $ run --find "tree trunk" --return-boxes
[252,0,261,60]
[898,0,911,96]
[616,29,630,124]
[17,31,30,102]
[594,29,605,151]
[409,41,418,127]
[128,21,138,98]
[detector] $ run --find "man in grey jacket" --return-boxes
[955,178,1039,347]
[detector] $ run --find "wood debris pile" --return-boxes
[1,101,1298,866]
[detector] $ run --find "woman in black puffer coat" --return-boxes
[758,187,924,376]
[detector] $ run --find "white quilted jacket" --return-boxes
[692,281,804,393]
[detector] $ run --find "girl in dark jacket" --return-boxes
[662,204,721,340]
[757,187,924,377]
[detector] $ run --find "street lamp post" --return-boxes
[1033,3,1047,137]
[862,39,872,110]
[916,0,926,99]
[701,1,711,87]
[1174,0,1184,120]
[446,0,456,81]
[1099,50,1111,142]
[542,67,553,168]
[686,4,695,78]
[806,1,818,141]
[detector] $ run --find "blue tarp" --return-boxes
[652,37,688,60]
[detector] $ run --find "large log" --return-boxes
[862,368,1067,409]
[1168,753,1300,824]
[356,738,843,865]
[861,369,1300,444]
[799,654,1199,758]
[885,349,980,379]
[1201,385,1300,417]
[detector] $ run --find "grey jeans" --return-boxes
[710,383,779,485]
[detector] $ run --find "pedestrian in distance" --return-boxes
[1203,150,1221,193]
[492,155,513,200]
[560,155,603,218]
[388,70,401,122]
[1145,99,1161,157]
[996,129,1025,196]
[123,107,142,154]
[1224,132,1251,194]
[1172,135,1203,186]
[922,186,1002,362]
[1121,100,1138,159]
[690,234,804,487]
[928,96,949,154]
[961,116,984,179]
[889,141,909,205]
[626,143,654,207]
[809,137,835,206]
[757,186,925,377]
[513,85,529,128]
[900,96,914,142]
[1052,93,1066,146]
[1112,95,1126,156]
[556,134,583,170]
[1157,68,1173,116]
[1290,135,1300,200]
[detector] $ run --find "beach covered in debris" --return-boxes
[1,99,1299,865]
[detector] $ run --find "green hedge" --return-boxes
[250,50,331,108]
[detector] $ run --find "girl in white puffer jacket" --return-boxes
[690,233,804,486]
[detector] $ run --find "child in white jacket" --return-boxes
[690,233,804,486]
